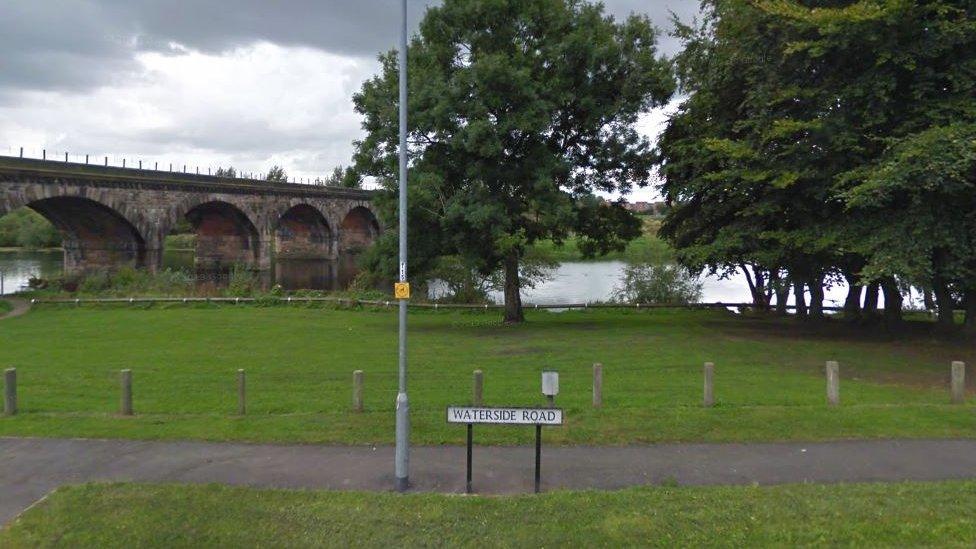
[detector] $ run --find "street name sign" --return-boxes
[447,406,563,426]
[448,405,565,494]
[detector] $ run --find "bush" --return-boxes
[226,265,260,297]
[165,233,196,250]
[428,256,492,304]
[0,208,61,249]
[427,253,557,304]
[613,261,703,304]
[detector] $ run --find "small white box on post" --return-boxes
[542,370,559,408]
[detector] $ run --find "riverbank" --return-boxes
[4,481,975,546]
[0,307,971,445]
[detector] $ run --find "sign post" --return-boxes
[394,0,410,493]
[447,406,564,493]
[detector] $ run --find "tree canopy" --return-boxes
[353,0,675,322]
[658,0,976,328]
[265,165,288,183]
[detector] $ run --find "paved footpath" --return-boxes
[0,298,30,320]
[3,437,976,525]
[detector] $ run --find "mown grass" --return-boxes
[3,481,976,547]
[0,305,973,444]
[0,300,11,315]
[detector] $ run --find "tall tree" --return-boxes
[770,0,976,326]
[325,165,363,189]
[660,0,976,328]
[659,0,845,318]
[353,0,674,322]
[265,165,288,183]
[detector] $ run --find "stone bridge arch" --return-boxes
[171,198,263,271]
[338,205,381,254]
[0,187,150,274]
[274,203,333,260]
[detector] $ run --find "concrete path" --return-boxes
[0,298,30,320]
[3,437,976,525]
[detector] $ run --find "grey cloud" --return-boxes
[1,0,700,93]
[0,1,138,91]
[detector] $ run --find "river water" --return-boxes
[0,250,856,306]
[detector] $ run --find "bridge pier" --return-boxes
[257,231,274,271]
[144,231,166,274]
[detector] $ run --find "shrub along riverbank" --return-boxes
[3,481,975,546]
[0,306,972,445]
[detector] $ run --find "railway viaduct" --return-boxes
[0,157,381,274]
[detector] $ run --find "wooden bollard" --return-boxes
[826,361,840,406]
[237,369,246,415]
[703,362,714,407]
[353,370,364,412]
[4,368,16,416]
[951,361,966,404]
[120,369,133,415]
[473,370,484,406]
[592,363,603,408]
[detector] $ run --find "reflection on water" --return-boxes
[484,261,851,306]
[1,250,853,306]
[0,250,62,295]
[0,250,367,295]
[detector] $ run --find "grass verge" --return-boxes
[3,481,976,547]
[0,306,973,444]
[0,300,11,315]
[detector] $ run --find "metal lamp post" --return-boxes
[394,0,411,493]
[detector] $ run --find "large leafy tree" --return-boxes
[353,0,674,322]
[846,124,976,328]
[660,0,976,327]
[659,0,846,319]
[770,0,976,326]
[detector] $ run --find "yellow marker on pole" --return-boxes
[394,282,411,300]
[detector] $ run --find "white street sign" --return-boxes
[447,406,563,425]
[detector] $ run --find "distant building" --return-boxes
[618,200,666,215]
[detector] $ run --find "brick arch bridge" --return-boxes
[0,157,381,274]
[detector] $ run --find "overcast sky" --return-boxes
[0,0,699,199]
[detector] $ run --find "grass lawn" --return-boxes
[0,305,973,444]
[3,481,976,546]
[0,300,11,315]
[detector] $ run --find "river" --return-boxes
[1,250,857,306]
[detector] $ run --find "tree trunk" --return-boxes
[808,274,825,320]
[881,277,903,325]
[923,289,936,311]
[772,271,790,315]
[932,276,956,328]
[964,290,976,332]
[841,268,862,320]
[754,267,769,310]
[863,282,880,316]
[741,264,769,310]
[793,280,807,317]
[503,249,524,324]
[843,284,863,319]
